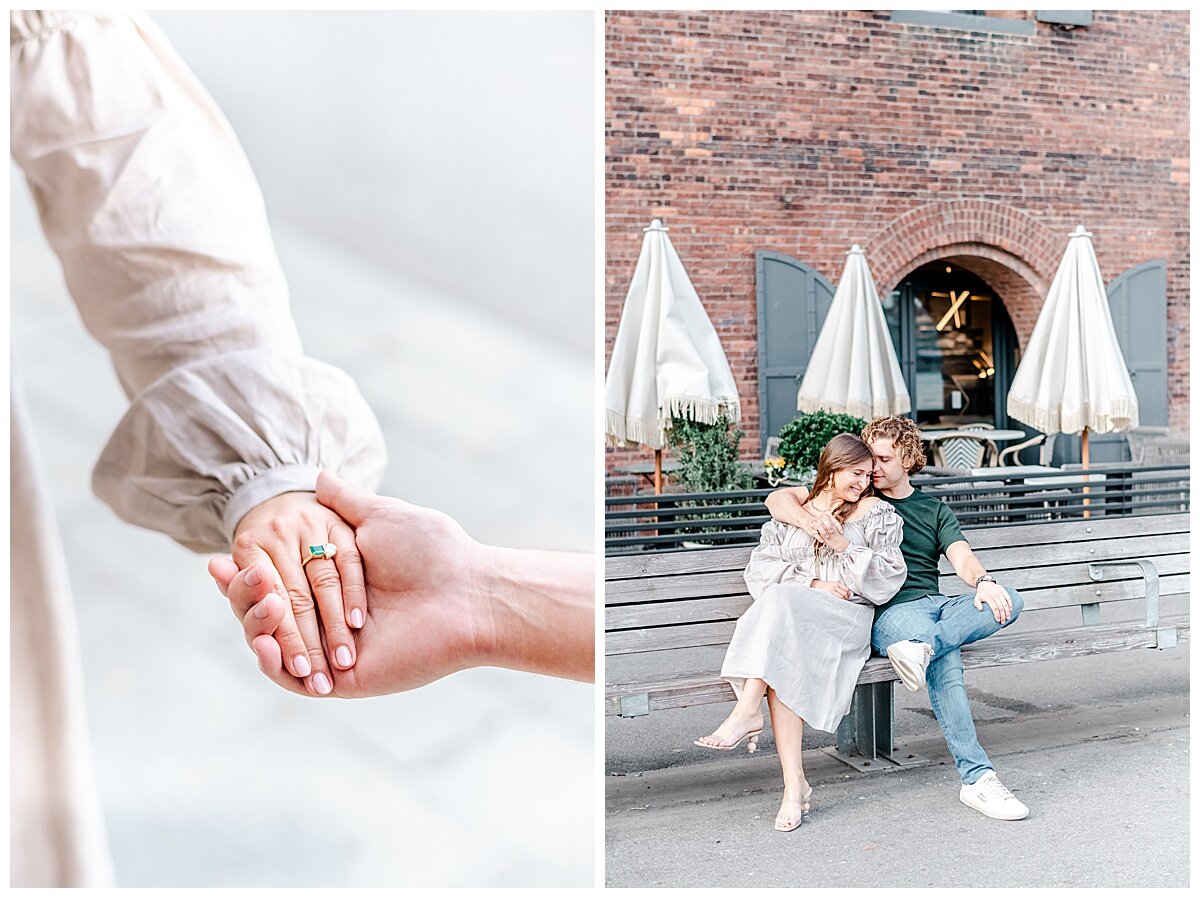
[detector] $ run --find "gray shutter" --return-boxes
[755,251,836,451]
[1053,260,1168,464]
[1107,260,1168,428]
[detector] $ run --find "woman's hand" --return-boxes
[811,579,851,600]
[223,490,365,696]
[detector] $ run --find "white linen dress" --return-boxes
[720,502,906,733]
[11,11,386,886]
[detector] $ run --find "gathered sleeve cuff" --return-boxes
[92,351,386,554]
[743,519,816,599]
[831,503,907,605]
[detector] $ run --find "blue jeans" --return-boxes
[871,588,1024,785]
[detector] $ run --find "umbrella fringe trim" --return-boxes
[1007,395,1139,435]
[606,398,744,450]
[605,409,665,450]
[660,395,742,428]
[796,394,912,420]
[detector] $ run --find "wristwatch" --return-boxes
[975,575,998,588]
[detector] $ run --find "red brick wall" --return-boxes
[605,9,1190,472]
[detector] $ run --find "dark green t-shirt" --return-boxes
[876,488,966,615]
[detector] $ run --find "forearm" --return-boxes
[950,550,988,589]
[764,487,813,527]
[475,546,595,683]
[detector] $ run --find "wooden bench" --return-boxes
[606,513,1190,770]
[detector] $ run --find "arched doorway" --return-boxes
[883,261,1020,430]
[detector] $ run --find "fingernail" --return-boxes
[293,655,312,677]
[245,564,262,587]
[336,646,352,667]
[253,598,270,620]
[350,608,364,628]
[313,672,332,695]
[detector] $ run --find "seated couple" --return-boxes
[695,415,1028,831]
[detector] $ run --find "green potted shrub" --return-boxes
[666,415,754,493]
[776,409,869,484]
[665,415,753,547]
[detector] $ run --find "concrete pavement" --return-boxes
[606,646,1190,887]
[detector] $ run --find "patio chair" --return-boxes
[1125,426,1170,464]
[605,474,642,498]
[998,432,1057,467]
[1141,437,1189,466]
[931,433,990,469]
[959,422,999,464]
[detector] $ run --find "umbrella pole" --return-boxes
[654,449,663,496]
[1081,427,1091,518]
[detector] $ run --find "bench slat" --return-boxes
[608,620,738,655]
[934,531,1187,573]
[605,614,1191,714]
[606,551,1190,607]
[606,570,1191,632]
[604,530,1185,593]
[605,513,1190,581]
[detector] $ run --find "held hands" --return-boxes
[974,579,1013,624]
[790,501,848,552]
[813,516,851,554]
[212,471,489,697]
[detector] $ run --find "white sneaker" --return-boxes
[959,771,1030,820]
[885,640,933,692]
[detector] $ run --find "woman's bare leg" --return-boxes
[695,677,768,748]
[766,686,811,829]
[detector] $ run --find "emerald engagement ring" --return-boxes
[301,543,337,568]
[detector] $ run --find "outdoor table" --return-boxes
[969,464,1106,486]
[921,428,1029,467]
[970,464,1061,478]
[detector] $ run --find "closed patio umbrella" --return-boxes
[605,219,741,493]
[796,245,910,418]
[1007,225,1138,513]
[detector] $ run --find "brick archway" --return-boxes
[864,200,1062,346]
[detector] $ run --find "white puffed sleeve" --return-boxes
[828,503,907,605]
[11,11,386,552]
[743,519,818,599]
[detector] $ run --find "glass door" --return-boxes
[884,262,1020,428]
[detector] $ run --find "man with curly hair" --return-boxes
[765,414,1029,820]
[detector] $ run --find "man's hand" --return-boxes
[765,486,845,545]
[973,579,1013,624]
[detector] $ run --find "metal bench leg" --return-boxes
[823,681,929,773]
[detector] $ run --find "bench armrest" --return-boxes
[1088,558,1176,648]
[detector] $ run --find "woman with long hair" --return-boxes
[694,433,906,831]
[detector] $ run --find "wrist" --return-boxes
[225,467,322,544]
[975,574,997,588]
[469,544,594,681]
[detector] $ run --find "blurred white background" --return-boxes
[10,11,594,887]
